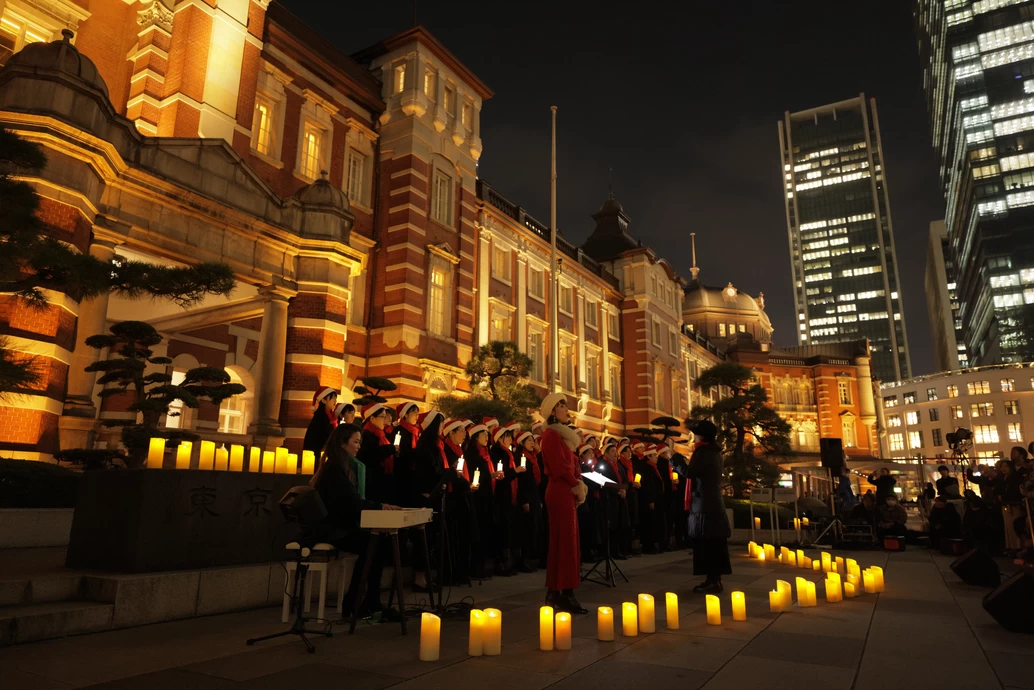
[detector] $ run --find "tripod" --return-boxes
[582,486,627,588]
[247,546,332,653]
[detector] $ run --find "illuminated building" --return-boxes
[916,1,1034,366]
[778,95,912,383]
[925,220,969,372]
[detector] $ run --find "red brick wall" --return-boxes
[74,0,137,114]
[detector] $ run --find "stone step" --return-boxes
[0,573,84,606]
[0,601,114,646]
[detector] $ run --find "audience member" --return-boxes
[867,468,896,505]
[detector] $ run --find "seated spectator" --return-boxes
[935,465,961,499]
[849,493,877,527]
[962,490,1005,556]
[877,495,907,538]
[927,495,961,549]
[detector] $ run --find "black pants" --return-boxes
[692,536,731,579]
[342,531,389,614]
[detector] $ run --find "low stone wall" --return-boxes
[0,509,73,548]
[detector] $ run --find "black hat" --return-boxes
[689,419,717,441]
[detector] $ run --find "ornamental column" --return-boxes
[477,229,491,346]
[516,250,527,350]
[576,290,587,393]
[249,286,291,441]
[855,354,878,453]
[601,305,611,399]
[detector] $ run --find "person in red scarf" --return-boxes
[596,439,630,560]
[395,402,421,452]
[663,439,690,549]
[358,402,398,504]
[540,393,588,614]
[514,430,542,572]
[394,402,423,510]
[617,440,641,555]
[490,425,525,576]
[638,445,667,554]
[441,418,477,586]
[406,410,444,593]
[678,419,731,593]
[464,423,498,581]
[303,385,338,459]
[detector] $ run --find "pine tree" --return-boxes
[437,340,541,425]
[0,128,235,397]
[689,362,793,498]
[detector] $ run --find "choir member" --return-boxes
[465,422,497,580]
[596,440,630,559]
[303,385,338,458]
[515,431,543,571]
[637,445,667,553]
[617,440,641,554]
[441,418,477,585]
[408,410,444,592]
[490,426,523,576]
[358,402,398,503]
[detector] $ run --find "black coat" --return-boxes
[680,442,730,539]
[302,410,333,456]
[515,450,541,507]
[358,429,397,503]
[867,473,897,503]
[311,456,381,541]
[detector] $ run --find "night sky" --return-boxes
[284,0,945,376]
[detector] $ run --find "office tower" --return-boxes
[916,1,1034,365]
[925,220,969,371]
[778,94,912,382]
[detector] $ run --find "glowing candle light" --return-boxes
[457,457,465,472]
[796,577,808,605]
[758,549,766,562]
[844,582,857,598]
[777,580,792,610]
[764,544,776,561]
[622,602,638,637]
[705,594,721,626]
[539,606,554,651]
[754,516,761,529]
[285,453,298,475]
[175,441,192,470]
[846,558,858,573]
[483,608,502,655]
[198,440,215,470]
[555,612,571,650]
[214,447,228,471]
[230,445,244,472]
[835,556,845,573]
[262,450,275,473]
[821,552,832,573]
[846,573,860,588]
[496,461,503,472]
[786,551,797,567]
[748,541,758,557]
[301,450,315,474]
[472,468,481,487]
[863,570,876,594]
[671,470,679,484]
[871,566,885,592]
[825,574,842,603]
[146,437,165,469]
[802,517,809,526]
[770,590,783,612]
[521,456,527,469]
[665,593,679,630]
[638,594,655,633]
[731,591,746,621]
[468,609,484,656]
[813,560,822,572]
[805,581,817,607]
[248,447,260,472]
[597,606,614,641]
[634,472,642,484]
[419,612,440,661]
[274,446,288,473]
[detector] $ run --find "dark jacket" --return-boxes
[867,473,897,503]
[358,429,397,503]
[302,409,333,456]
[311,455,381,540]
[936,475,961,499]
[680,442,730,539]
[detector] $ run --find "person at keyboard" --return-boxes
[310,423,400,618]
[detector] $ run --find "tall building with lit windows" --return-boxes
[778,95,912,383]
[925,220,969,372]
[916,0,1034,367]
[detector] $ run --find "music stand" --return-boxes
[582,473,627,588]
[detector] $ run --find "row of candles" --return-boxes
[145,437,317,475]
[753,517,809,529]
[747,541,885,609]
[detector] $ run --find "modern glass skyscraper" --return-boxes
[916,0,1034,366]
[778,95,912,383]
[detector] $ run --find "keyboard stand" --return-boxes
[347,524,432,635]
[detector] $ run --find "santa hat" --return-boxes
[532,421,544,434]
[618,439,631,452]
[419,410,443,430]
[493,425,512,445]
[583,433,599,445]
[442,418,467,437]
[505,421,521,435]
[644,444,658,456]
[577,444,594,457]
[468,423,488,438]
[602,438,617,451]
[658,445,673,457]
[396,402,418,419]
[312,385,338,411]
[361,402,388,419]
[516,430,534,446]
[632,442,646,453]
[483,417,500,430]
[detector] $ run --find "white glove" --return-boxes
[571,480,588,506]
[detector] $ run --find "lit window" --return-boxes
[489,306,512,342]
[427,256,452,338]
[346,150,365,204]
[560,342,574,392]
[0,13,49,67]
[609,362,622,406]
[927,387,938,401]
[903,391,916,405]
[492,246,512,282]
[887,415,902,428]
[884,395,898,408]
[1005,400,1019,415]
[586,351,600,400]
[394,63,406,93]
[423,68,434,98]
[559,285,573,314]
[585,300,598,329]
[528,330,545,382]
[908,430,923,449]
[1001,378,1015,392]
[906,411,919,425]
[462,102,472,129]
[607,310,619,338]
[529,267,545,300]
[432,170,452,225]
[889,433,905,452]
[950,405,963,419]
[967,380,991,395]
[443,86,454,114]
[217,369,252,434]
[947,385,959,398]
[300,123,323,181]
[974,424,1000,444]
[842,418,857,447]
[718,323,726,337]
[838,381,852,405]
[970,402,994,417]
[1008,422,1024,443]
[654,367,666,412]
[253,100,274,155]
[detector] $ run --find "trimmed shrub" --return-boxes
[0,458,79,508]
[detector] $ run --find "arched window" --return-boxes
[164,353,199,430]
[218,366,255,435]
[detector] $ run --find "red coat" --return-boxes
[540,424,582,591]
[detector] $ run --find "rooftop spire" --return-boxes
[690,232,699,281]
[607,165,614,200]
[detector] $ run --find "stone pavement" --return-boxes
[0,547,1029,689]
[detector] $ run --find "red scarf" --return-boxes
[618,455,634,483]
[477,444,495,491]
[521,450,541,484]
[646,460,662,480]
[400,420,420,449]
[364,420,393,474]
[498,445,518,505]
[599,457,620,483]
[324,406,338,429]
[445,438,470,481]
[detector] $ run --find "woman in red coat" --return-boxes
[539,392,588,614]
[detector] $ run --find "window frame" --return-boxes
[491,245,512,284]
[346,149,366,204]
[431,169,453,226]
[426,253,454,339]
[838,380,852,405]
[528,266,546,301]
[558,284,574,316]
[527,327,546,384]
[584,300,598,329]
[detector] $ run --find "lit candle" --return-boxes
[764,544,775,561]
[835,556,845,573]
[863,570,876,594]
[634,472,641,484]
[301,450,315,474]
[419,612,440,661]
[787,551,797,567]
[796,550,805,568]
[539,606,554,651]
[805,581,817,607]
[748,541,757,557]
[286,453,298,474]
[248,447,260,472]
[457,457,465,472]
[705,594,721,626]
[803,556,811,568]
[622,602,638,637]
[831,562,838,573]
[214,447,228,471]
[770,590,783,612]
[146,437,165,469]
[796,577,808,605]
[846,573,860,588]
[802,517,809,526]
[483,608,502,655]
[472,468,481,487]
[821,552,831,573]
[871,566,885,592]
[793,517,800,530]
[521,456,527,468]
[844,582,857,598]
[777,580,792,610]
[754,516,761,529]
[468,609,484,656]
[848,564,861,581]
[597,606,615,641]
[275,446,288,473]
[638,594,655,633]
[671,470,678,484]
[555,612,571,650]
[758,549,766,562]
[230,445,244,472]
[262,450,275,473]
[825,575,842,603]
[665,593,679,630]
[175,441,192,470]
[496,461,503,472]
[731,591,746,621]
[813,560,821,572]
[198,440,215,470]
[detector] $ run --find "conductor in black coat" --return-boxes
[678,420,731,594]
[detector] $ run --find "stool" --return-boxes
[282,542,335,624]
[336,555,356,615]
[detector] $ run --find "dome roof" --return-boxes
[684,281,767,317]
[293,173,350,212]
[5,30,108,97]
[598,197,623,214]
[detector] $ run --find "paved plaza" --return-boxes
[0,548,1029,690]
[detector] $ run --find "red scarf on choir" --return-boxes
[618,456,634,483]
[477,444,495,491]
[364,420,393,474]
[599,457,619,483]
[400,420,420,449]
[498,445,518,505]
[445,438,470,481]
[646,460,662,480]
[521,450,541,484]
[324,406,338,429]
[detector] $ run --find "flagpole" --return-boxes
[549,105,559,393]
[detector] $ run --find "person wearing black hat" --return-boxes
[678,419,731,593]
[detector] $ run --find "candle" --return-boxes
[634,472,641,484]
[146,437,165,469]
[671,470,678,484]
[764,544,775,561]
[419,612,440,661]
[539,606,554,651]
[846,558,858,573]
[555,612,571,650]
[835,556,845,573]
[457,457,465,472]
[863,570,876,594]
[198,440,215,470]
[468,609,484,656]
[622,602,638,637]
[731,591,746,621]
[175,441,192,469]
[821,552,831,573]
[262,450,275,473]
[844,582,857,598]
[777,580,792,610]
[793,517,800,530]
[871,566,885,592]
[795,577,808,605]
[831,562,838,573]
[302,450,315,474]
[214,447,228,471]
[520,456,526,468]
[758,549,766,562]
[248,447,260,472]
[496,461,503,472]
[786,552,797,567]
[286,453,298,474]
[802,517,809,526]
[748,541,757,557]
[275,446,288,473]
[796,550,805,567]
[230,445,244,472]
[705,594,721,626]
[597,606,615,641]
[472,468,481,487]
[483,608,502,655]
[846,573,859,588]
[754,516,761,529]
[805,581,817,607]
[665,593,679,629]
[825,575,842,603]
[813,560,821,572]
[770,590,784,612]
[638,594,655,633]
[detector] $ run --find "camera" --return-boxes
[946,427,972,450]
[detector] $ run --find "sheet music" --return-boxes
[582,471,616,487]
